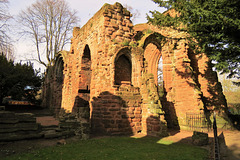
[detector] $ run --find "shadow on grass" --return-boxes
[218,132,240,160]
[2,135,208,160]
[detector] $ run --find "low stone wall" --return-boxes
[58,108,90,140]
[0,111,43,141]
[0,106,90,141]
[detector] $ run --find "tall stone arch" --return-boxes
[53,54,65,116]
[71,44,92,116]
[55,55,64,83]
[143,33,164,85]
[79,44,92,91]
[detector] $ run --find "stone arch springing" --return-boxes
[114,48,132,85]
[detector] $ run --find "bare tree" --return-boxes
[0,0,14,60]
[123,4,140,23]
[18,0,78,67]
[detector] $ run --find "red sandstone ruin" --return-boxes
[42,2,228,136]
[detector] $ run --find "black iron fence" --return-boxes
[213,112,220,160]
[186,112,209,131]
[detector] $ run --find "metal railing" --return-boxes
[213,112,220,160]
[186,112,208,131]
[186,112,220,159]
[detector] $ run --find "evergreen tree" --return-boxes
[148,0,240,81]
[0,54,42,104]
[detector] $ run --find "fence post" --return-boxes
[213,111,220,160]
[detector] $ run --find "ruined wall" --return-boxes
[42,2,228,135]
[41,54,66,117]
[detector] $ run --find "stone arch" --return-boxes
[142,32,179,129]
[52,53,65,116]
[71,44,92,118]
[114,48,132,85]
[143,33,164,85]
[54,54,64,83]
[79,44,92,91]
[82,44,91,60]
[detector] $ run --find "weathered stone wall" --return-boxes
[0,111,42,141]
[91,86,142,135]
[41,54,65,117]
[42,2,228,135]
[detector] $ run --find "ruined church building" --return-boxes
[42,2,227,136]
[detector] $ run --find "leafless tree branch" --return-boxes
[18,0,78,67]
[0,0,14,60]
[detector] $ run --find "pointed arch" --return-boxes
[79,44,92,91]
[55,55,64,83]
[143,33,164,85]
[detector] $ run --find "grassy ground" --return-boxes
[3,136,208,160]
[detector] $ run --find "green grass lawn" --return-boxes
[3,136,208,160]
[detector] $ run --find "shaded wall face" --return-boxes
[115,54,132,85]
[54,60,64,116]
[91,48,142,135]
[41,60,64,117]
[79,45,91,91]
[91,87,142,136]
[79,58,91,90]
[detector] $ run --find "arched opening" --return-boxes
[56,57,64,83]
[79,44,91,91]
[53,55,64,117]
[144,42,162,85]
[83,44,91,60]
[143,34,179,130]
[74,44,92,116]
[158,56,163,87]
[115,53,132,85]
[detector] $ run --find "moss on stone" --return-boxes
[121,39,130,46]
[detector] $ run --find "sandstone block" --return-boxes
[192,131,208,146]
[15,113,36,122]
[0,127,18,133]
[0,118,18,124]
[117,15,122,20]
[0,111,15,118]
[104,17,110,21]
[44,130,63,139]
[17,123,40,131]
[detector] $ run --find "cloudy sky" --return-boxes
[8,0,165,70]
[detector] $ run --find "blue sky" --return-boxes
[8,0,165,70]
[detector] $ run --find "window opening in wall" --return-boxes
[79,44,91,91]
[83,45,91,60]
[158,56,163,87]
[56,58,64,83]
[115,54,132,85]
